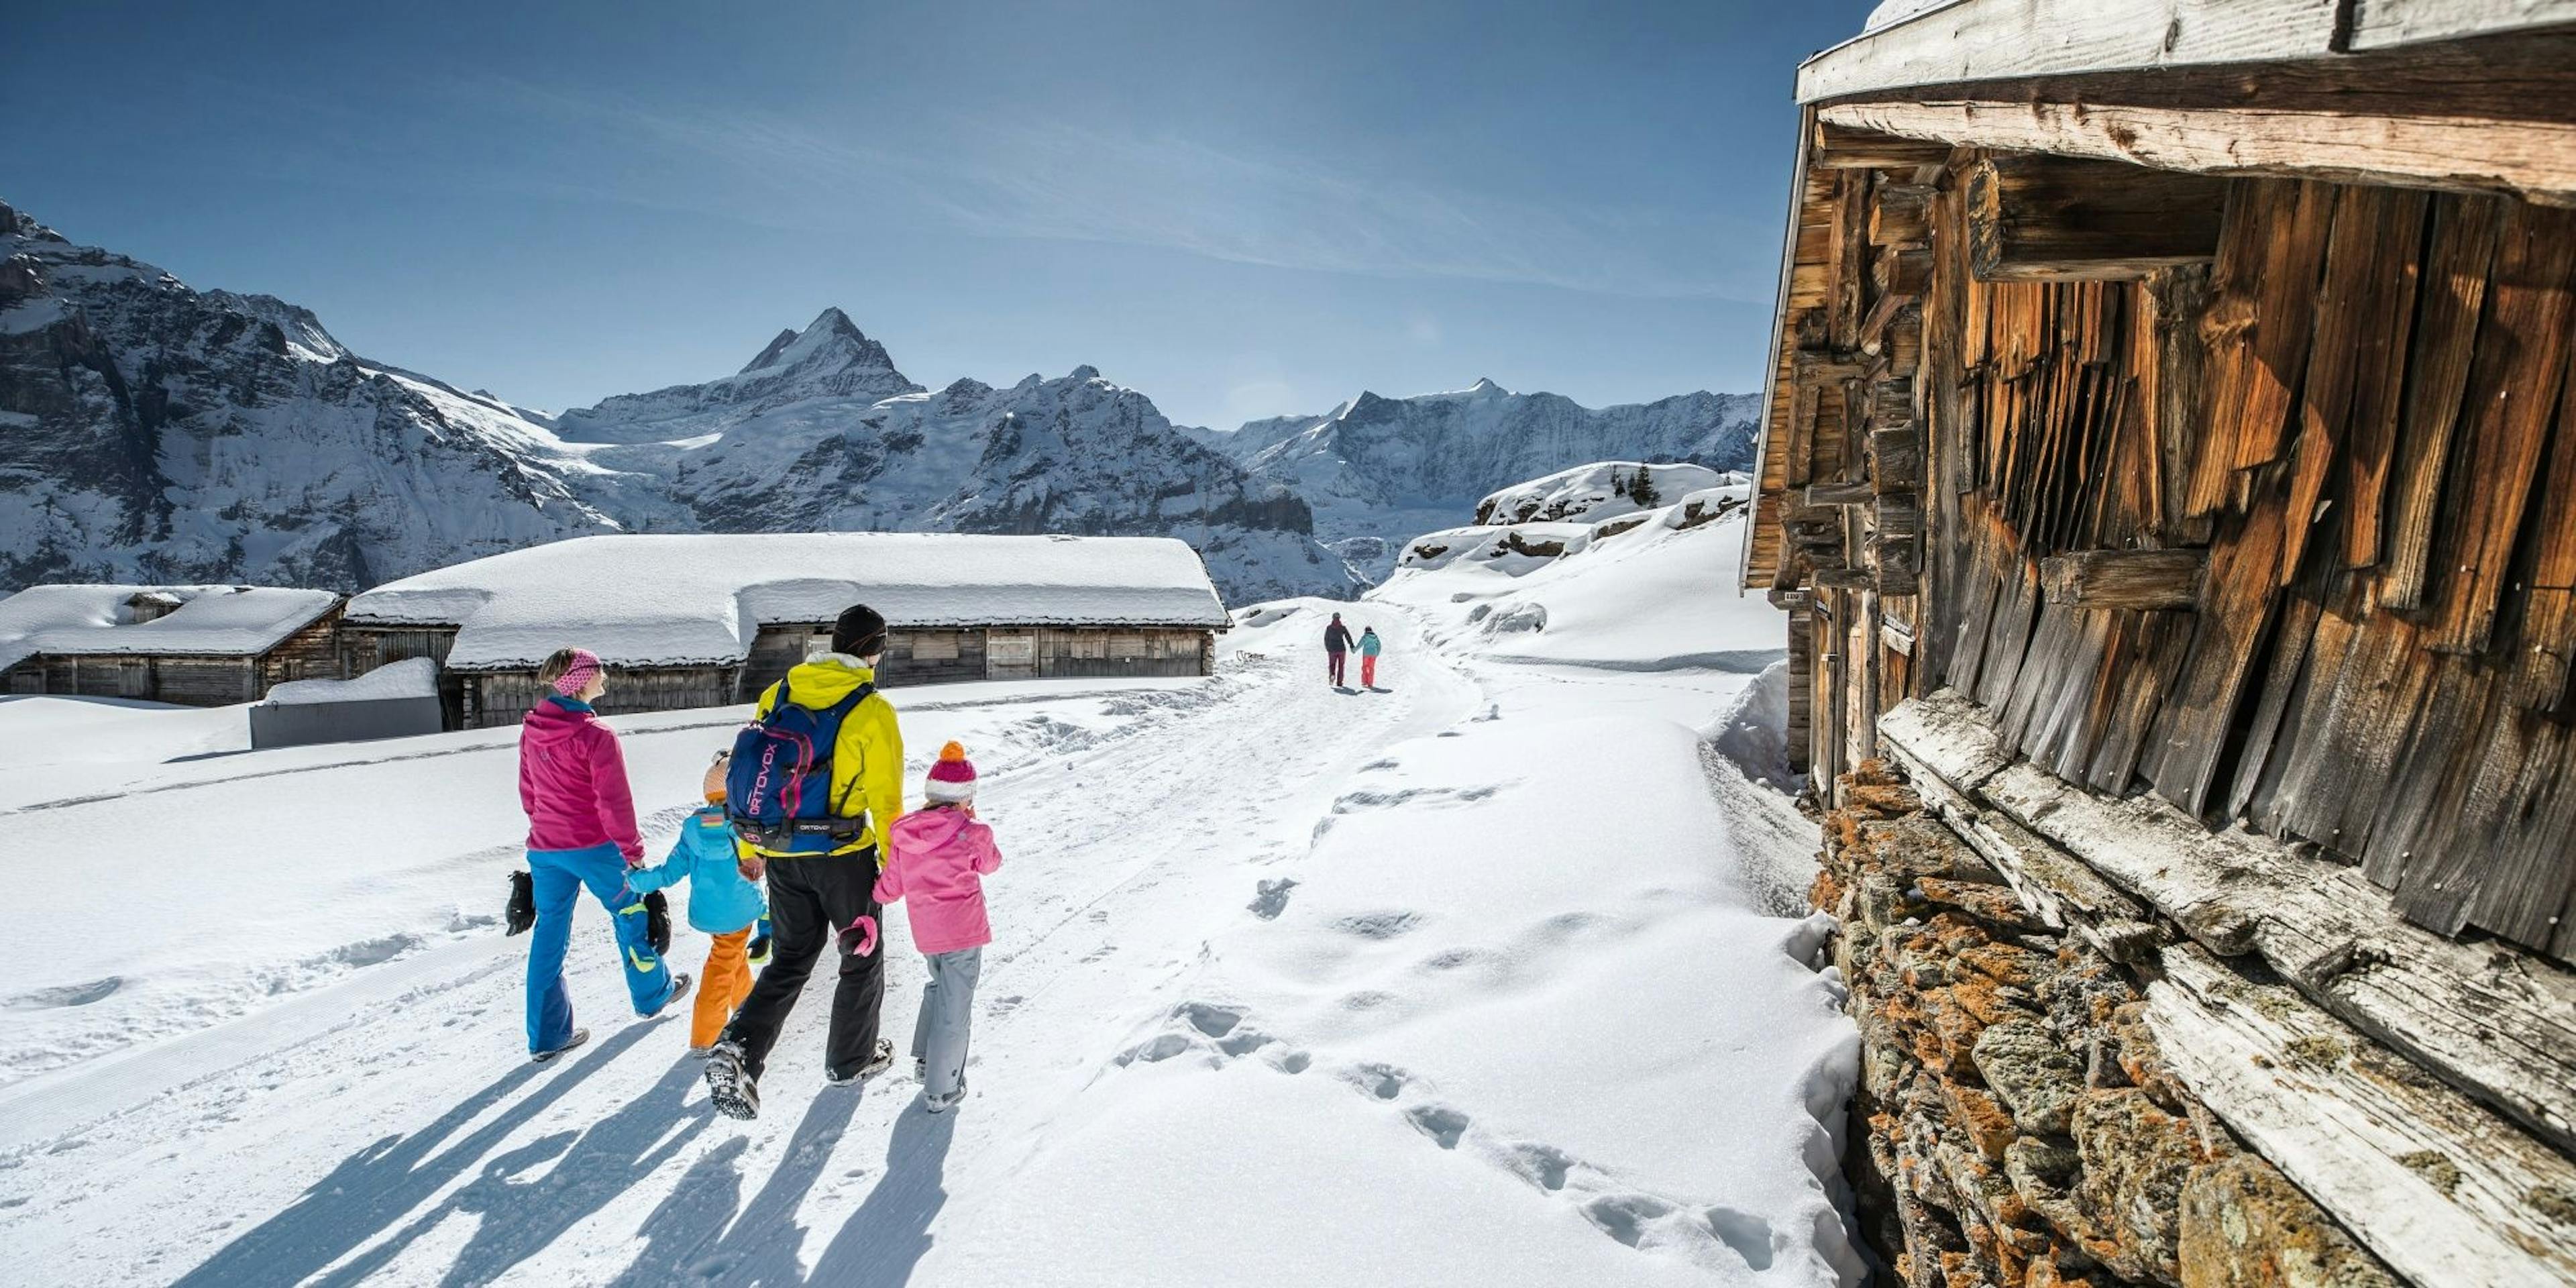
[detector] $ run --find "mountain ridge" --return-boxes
[0,199,1752,603]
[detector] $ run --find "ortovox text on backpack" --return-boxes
[725,678,875,855]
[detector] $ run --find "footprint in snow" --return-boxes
[1247,878,1298,919]
[1404,1104,1471,1150]
[1114,1001,1305,1071]
[5,977,123,1010]
[1332,911,1421,941]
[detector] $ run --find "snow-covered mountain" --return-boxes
[1197,377,1761,580]
[0,199,616,592]
[0,199,1752,604]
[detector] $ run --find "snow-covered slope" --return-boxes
[1475,462,1736,526]
[1200,379,1762,582]
[0,463,1849,1287]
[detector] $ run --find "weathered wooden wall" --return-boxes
[259,608,346,691]
[465,666,738,728]
[1765,144,2576,965]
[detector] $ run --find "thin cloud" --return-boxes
[452,77,1768,301]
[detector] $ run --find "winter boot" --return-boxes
[704,1042,759,1120]
[532,1027,590,1064]
[826,1038,896,1086]
[926,1076,968,1114]
[649,973,696,1019]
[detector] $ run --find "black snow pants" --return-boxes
[722,847,883,1081]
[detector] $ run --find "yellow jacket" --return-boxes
[745,655,904,861]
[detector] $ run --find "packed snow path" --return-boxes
[0,596,1859,1286]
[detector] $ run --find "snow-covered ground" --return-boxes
[0,502,1856,1287]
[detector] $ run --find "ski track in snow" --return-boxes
[0,577,1858,1286]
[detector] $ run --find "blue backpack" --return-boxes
[725,677,875,855]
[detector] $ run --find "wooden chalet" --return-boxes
[0,584,343,706]
[341,532,1229,729]
[1748,3,2576,1285]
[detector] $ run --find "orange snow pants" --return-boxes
[695,928,756,1048]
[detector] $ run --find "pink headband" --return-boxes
[552,649,602,697]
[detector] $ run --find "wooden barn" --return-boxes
[0,584,343,706]
[341,532,1230,729]
[1746,3,2576,1285]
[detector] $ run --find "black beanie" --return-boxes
[832,603,888,657]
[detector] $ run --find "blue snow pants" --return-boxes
[525,841,674,1053]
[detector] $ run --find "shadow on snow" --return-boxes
[171,1024,956,1287]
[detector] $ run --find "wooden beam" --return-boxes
[1821,99,2576,207]
[1804,480,1876,508]
[2348,0,2576,52]
[1868,182,1935,246]
[1963,153,2229,282]
[1792,347,1868,386]
[1878,689,2576,1163]
[1798,0,2347,104]
[1870,245,1933,296]
[1810,119,1953,169]
[2149,946,2576,1288]
[1795,0,2576,105]
[2038,548,2206,609]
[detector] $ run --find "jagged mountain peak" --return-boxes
[733,307,900,380]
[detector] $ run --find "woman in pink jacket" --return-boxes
[518,647,691,1062]
[875,741,1002,1112]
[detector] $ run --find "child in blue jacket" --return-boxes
[624,753,771,1053]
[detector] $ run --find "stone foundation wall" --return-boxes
[1814,761,2398,1288]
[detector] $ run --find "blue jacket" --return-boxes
[1358,631,1382,658]
[625,807,767,934]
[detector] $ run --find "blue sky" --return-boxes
[1,1,1870,429]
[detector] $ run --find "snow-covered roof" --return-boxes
[344,533,1231,670]
[0,584,342,671]
[260,656,439,706]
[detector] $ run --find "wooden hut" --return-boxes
[0,584,343,706]
[341,532,1230,729]
[1746,3,2576,1285]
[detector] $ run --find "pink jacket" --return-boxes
[875,806,1002,955]
[517,697,643,864]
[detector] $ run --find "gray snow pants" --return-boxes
[910,947,982,1104]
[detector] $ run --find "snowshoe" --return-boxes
[531,1027,590,1064]
[704,1042,759,1120]
[649,972,695,1018]
[826,1038,896,1086]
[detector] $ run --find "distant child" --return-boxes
[1358,626,1383,688]
[623,752,770,1054]
[875,741,1002,1112]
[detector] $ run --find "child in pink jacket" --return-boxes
[875,741,1002,1112]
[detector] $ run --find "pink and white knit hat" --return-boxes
[551,648,602,698]
[924,741,977,802]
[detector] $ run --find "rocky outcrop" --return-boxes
[1815,759,2399,1288]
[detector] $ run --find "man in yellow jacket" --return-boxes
[704,604,905,1120]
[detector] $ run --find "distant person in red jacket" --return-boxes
[1324,612,1354,687]
[517,647,692,1063]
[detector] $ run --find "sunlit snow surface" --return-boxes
[0,501,1860,1287]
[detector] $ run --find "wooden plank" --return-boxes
[2347,0,2576,51]
[1949,739,2576,1160]
[1796,0,2345,105]
[2226,180,2338,474]
[2143,496,2291,817]
[2147,945,2576,1288]
[2381,196,2506,610]
[2425,200,2576,654]
[1964,154,2226,282]
[2337,190,2432,570]
[1811,119,1953,169]
[2509,365,2576,711]
[1815,99,2576,207]
[2273,186,2387,585]
[2142,265,2214,543]
[2037,548,2204,609]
